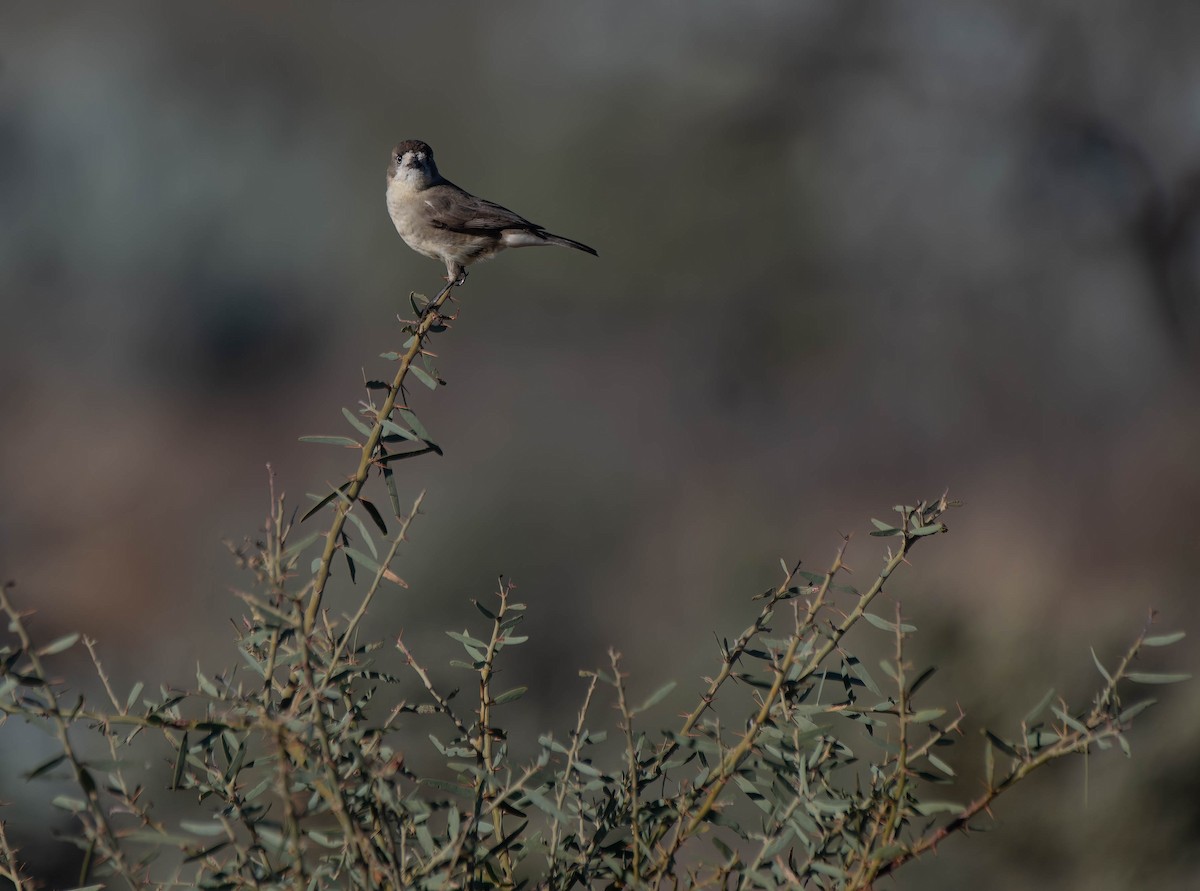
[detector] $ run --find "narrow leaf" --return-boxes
[634,680,677,714]
[911,800,963,815]
[1090,647,1113,684]
[26,753,67,780]
[298,435,360,447]
[1143,631,1185,647]
[381,419,418,442]
[907,665,937,697]
[984,730,1019,758]
[1125,671,1191,685]
[909,708,945,724]
[863,613,916,633]
[410,365,438,390]
[343,511,378,560]
[302,483,352,522]
[341,406,372,437]
[1022,687,1056,726]
[343,547,381,575]
[36,634,81,657]
[360,498,388,535]
[396,408,432,442]
[1118,699,1156,722]
[909,524,946,537]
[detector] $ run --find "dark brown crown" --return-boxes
[392,139,433,158]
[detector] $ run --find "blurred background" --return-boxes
[2,1,1199,887]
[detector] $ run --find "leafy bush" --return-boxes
[0,286,1187,889]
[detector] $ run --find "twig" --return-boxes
[304,282,456,634]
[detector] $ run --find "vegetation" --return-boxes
[0,286,1187,889]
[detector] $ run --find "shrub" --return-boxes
[0,286,1187,889]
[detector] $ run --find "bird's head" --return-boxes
[387,140,440,190]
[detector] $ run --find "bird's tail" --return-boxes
[541,231,598,256]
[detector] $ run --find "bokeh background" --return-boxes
[2,2,1199,887]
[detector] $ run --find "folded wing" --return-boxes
[424,184,542,236]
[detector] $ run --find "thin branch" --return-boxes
[304,283,456,634]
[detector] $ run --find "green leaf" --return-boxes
[1118,699,1156,722]
[1025,729,1059,749]
[870,844,908,864]
[809,862,847,879]
[180,819,227,837]
[360,498,388,535]
[343,511,378,560]
[863,612,916,633]
[711,835,737,861]
[380,419,418,442]
[1143,631,1185,647]
[281,531,321,564]
[447,630,488,648]
[380,351,402,360]
[926,752,955,777]
[909,524,946,537]
[172,732,188,790]
[446,631,487,661]
[342,547,381,575]
[1090,647,1113,684]
[420,777,472,796]
[911,800,963,815]
[984,730,1019,758]
[302,482,352,522]
[396,407,432,443]
[298,435,360,447]
[410,365,439,390]
[870,518,901,537]
[1051,706,1088,735]
[341,406,372,437]
[257,826,285,852]
[26,753,66,780]
[37,633,81,657]
[850,658,882,696]
[907,665,937,697]
[307,830,343,848]
[634,680,677,714]
[1022,687,1056,726]
[382,465,402,518]
[493,686,527,705]
[378,445,440,463]
[521,788,571,823]
[909,708,945,724]
[51,795,87,812]
[1125,671,1191,685]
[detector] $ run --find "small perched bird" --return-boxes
[385,140,598,286]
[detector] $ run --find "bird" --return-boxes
[385,140,598,287]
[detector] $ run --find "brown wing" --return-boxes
[422,182,542,236]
